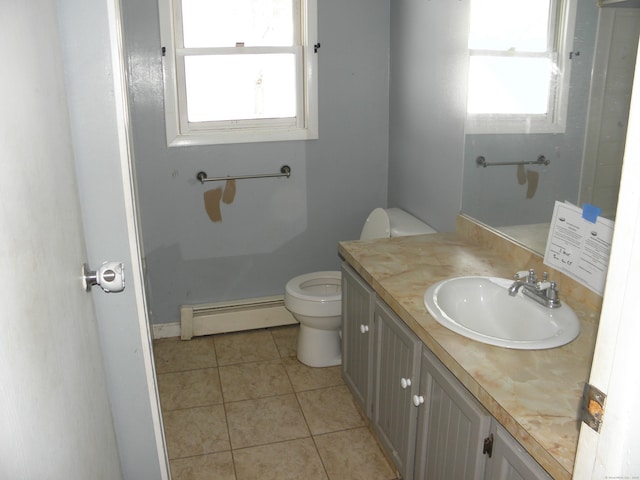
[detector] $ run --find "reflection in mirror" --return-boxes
[462,1,640,254]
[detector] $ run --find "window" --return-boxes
[466,0,576,134]
[158,0,318,146]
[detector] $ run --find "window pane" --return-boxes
[469,0,551,52]
[467,56,552,114]
[184,54,297,122]
[181,0,294,47]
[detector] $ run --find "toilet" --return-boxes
[284,208,436,367]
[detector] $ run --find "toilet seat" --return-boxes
[284,271,341,317]
[284,208,435,368]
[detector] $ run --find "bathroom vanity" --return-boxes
[339,215,602,480]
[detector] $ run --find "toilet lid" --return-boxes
[387,208,437,236]
[360,208,391,240]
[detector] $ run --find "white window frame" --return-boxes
[158,0,318,147]
[465,0,577,135]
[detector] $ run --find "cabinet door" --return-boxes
[484,423,552,480]
[341,264,376,417]
[415,346,491,480]
[373,299,422,480]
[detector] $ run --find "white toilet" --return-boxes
[284,208,436,367]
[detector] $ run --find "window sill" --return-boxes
[166,126,319,147]
[465,117,566,135]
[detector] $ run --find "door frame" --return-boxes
[103,0,169,475]
[573,37,640,477]
[109,0,169,473]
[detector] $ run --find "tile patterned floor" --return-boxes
[153,325,398,480]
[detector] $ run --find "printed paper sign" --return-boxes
[544,201,614,295]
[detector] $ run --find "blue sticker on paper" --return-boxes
[582,203,601,224]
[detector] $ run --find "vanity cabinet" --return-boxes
[484,424,552,480]
[414,346,491,480]
[341,263,551,480]
[372,298,422,480]
[341,264,376,417]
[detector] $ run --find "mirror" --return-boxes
[462,1,640,254]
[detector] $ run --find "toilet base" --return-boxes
[296,324,342,368]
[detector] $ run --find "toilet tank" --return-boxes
[359,208,436,240]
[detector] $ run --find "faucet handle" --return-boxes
[514,269,537,283]
[536,281,551,291]
[536,280,560,296]
[538,281,561,306]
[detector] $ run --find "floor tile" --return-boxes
[153,336,217,374]
[170,451,236,480]
[233,438,328,480]
[270,324,299,358]
[156,329,396,480]
[283,357,344,392]
[163,404,230,459]
[297,385,366,435]
[214,330,280,366]
[157,368,222,411]
[219,359,292,402]
[314,428,397,480]
[225,394,309,449]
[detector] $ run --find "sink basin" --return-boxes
[424,276,580,349]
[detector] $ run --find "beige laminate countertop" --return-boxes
[338,219,602,479]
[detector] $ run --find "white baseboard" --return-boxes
[152,296,298,340]
[152,322,181,339]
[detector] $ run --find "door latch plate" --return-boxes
[581,383,606,432]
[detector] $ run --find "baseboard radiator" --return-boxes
[179,295,297,340]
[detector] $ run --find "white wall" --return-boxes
[1,1,122,477]
[121,0,392,325]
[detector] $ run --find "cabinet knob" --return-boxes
[359,324,369,334]
[412,395,425,407]
[400,377,412,389]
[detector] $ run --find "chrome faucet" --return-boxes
[508,269,536,295]
[508,269,561,309]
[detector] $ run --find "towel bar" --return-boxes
[476,156,549,168]
[196,165,291,184]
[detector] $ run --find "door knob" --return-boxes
[83,262,125,293]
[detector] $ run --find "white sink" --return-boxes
[424,276,580,350]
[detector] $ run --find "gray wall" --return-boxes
[462,1,600,228]
[388,0,470,233]
[125,0,592,324]
[122,0,391,325]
